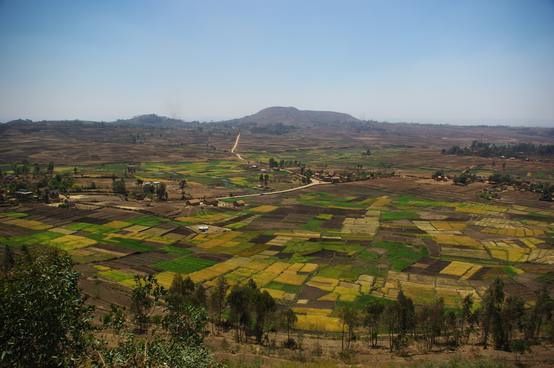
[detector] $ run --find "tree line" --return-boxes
[442,141,554,158]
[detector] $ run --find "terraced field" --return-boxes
[1,183,553,333]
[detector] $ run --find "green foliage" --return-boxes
[154,255,216,274]
[372,240,427,271]
[130,274,166,333]
[0,248,93,367]
[380,210,418,221]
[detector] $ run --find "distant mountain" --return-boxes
[232,106,360,126]
[113,114,191,127]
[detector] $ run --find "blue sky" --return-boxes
[0,0,553,126]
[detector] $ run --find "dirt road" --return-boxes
[231,132,244,161]
[217,133,329,200]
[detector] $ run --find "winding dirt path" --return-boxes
[217,133,329,200]
[231,132,244,161]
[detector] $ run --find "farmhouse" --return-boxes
[186,199,202,206]
[233,200,246,207]
[15,190,34,201]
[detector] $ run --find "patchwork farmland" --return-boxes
[2,178,553,334]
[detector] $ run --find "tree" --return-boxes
[47,161,54,175]
[2,244,15,274]
[0,248,93,367]
[164,302,207,346]
[130,274,165,334]
[253,290,276,343]
[156,182,168,200]
[461,294,475,344]
[338,304,359,351]
[208,276,228,332]
[281,307,297,342]
[501,296,525,350]
[364,300,384,348]
[227,284,251,342]
[112,178,127,195]
[481,278,504,349]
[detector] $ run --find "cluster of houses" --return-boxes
[0,186,62,206]
[185,197,246,208]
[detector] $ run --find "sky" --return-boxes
[0,0,553,126]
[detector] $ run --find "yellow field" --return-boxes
[49,234,97,250]
[483,241,530,262]
[483,227,544,237]
[274,270,308,286]
[250,205,278,213]
[341,217,379,236]
[187,257,248,283]
[370,196,391,208]
[299,263,318,273]
[261,288,295,301]
[295,314,342,332]
[176,212,231,224]
[264,261,292,274]
[433,234,482,248]
[194,231,241,249]
[307,276,339,292]
[156,271,177,288]
[5,218,51,230]
[440,261,474,277]
[104,220,131,229]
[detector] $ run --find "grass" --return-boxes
[1,211,28,218]
[265,281,301,294]
[302,218,325,232]
[2,231,62,247]
[372,240,427,271]
[298,192,370,209]
[98,269,135,282]
[381,210,418,221]
[153,255,216,274]
[395,194,452,208]
[128,215,165,227]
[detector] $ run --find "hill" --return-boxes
[232,106,360,126]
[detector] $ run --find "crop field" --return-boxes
[2,175,553,333]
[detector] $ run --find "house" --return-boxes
[198,224,209,232]
[331,176,341,184]
[186,199,202,206]
[204,198,219,206]
[15,190,34,201]
[233,200,246,207]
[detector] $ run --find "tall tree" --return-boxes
[481,278,504,349]
[208,276,228,332]
[0,248,93,367]
[364,300,384,348]
[130,274,165,334]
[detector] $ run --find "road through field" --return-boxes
[217,133,329,200]
[231,132,244,161]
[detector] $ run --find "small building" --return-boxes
[15,190,33,201]
[233,200,246,207]
[186,199,202,206]
[198,224,209,232]
[331,176,341,184]
[204,198,219,206]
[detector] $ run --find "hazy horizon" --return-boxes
[1,0,553,127]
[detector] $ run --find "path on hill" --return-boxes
[231,132,244,161]
[217,132,329,200]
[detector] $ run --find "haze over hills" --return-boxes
[1,107,552,135]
